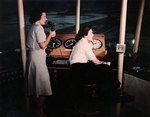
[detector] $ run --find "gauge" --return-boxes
[90,39,103,50]
[47,37,62,49]
[64,38,76,49]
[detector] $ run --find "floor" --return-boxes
[0,70,149,117]
[44,96,142,117]
[0,79,149,117]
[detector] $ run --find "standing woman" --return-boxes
[26,9,56,117]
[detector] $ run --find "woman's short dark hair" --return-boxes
[75,25,92,42]
[29,8,45,24]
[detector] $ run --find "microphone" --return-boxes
[47,21,55,31]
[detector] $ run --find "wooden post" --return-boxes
[17,0,27,77]
[118,0,128,87]
[133,0,145,53]
[17,0,30,113]
[76,0,80,34]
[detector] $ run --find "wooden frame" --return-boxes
[47,34,105,59]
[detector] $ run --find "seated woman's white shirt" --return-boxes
[69,39,96,65]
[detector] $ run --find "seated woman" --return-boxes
[69,25,120,99]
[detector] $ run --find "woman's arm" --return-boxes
[39,31,56,49]
[92,58,101,65]
[92,58,108,65]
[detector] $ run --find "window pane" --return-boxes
[0,1,21,70]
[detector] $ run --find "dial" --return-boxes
[64,38,76,49]
[47,37,62,49]
[90,39,102,50]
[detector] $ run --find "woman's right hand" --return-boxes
[50,30,56,37]
[39,31,56,49]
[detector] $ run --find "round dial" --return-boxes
[47,37,62,49]
[90,39,103,50]
[64,38,76,49]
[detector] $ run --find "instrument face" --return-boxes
[64,38,76,49]
[47,37,62,49]
[90,39,103,50]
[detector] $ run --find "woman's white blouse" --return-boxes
[69,38,96,64]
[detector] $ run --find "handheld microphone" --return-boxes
[47,21,55,31]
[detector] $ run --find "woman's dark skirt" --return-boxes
[69,62,120,99]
